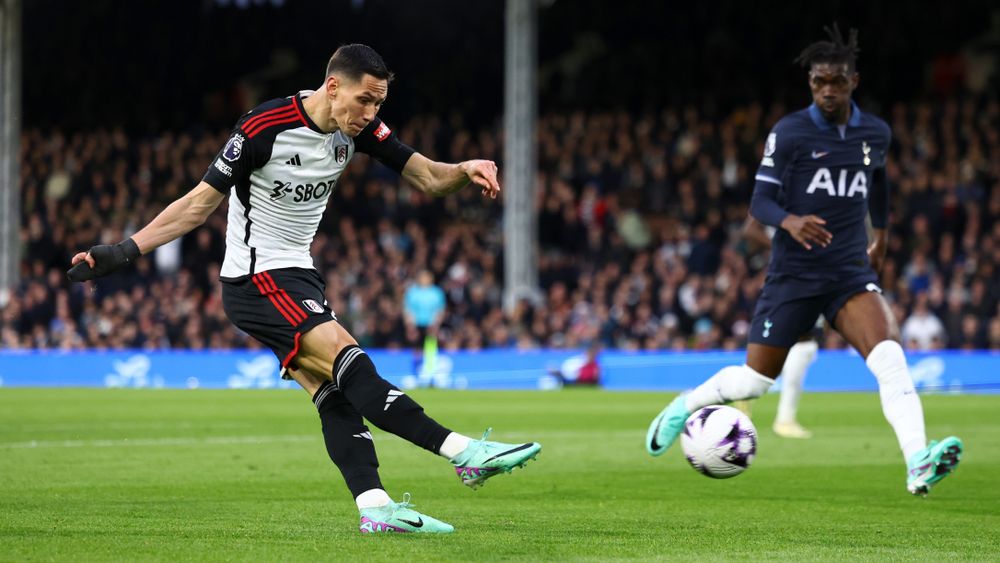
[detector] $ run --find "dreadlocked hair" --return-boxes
[794,23,860,71]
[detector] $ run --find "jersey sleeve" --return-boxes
[202,126,268,194]
[353,117,416,174]
[878,124,892,168]
[749,120,796,227]
[868,123,893,229]
[754,119,795,187]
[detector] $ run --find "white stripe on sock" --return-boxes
[335,347,364,388]
[313,384,336,409]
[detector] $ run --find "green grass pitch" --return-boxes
[1,388,998,561]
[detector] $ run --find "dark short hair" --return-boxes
[794,23,860,72]
[325,44,394,83]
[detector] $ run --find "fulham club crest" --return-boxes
[335,144,348,164]
[302,299,325,314]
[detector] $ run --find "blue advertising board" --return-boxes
[1,348,998,393]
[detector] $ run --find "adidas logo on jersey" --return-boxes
[285,154,301,166]
[384,389,404,411]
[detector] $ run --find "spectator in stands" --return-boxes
[404,269,447,379]
[901,293,948,350]
[550,342,602,386]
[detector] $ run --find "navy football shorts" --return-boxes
[747,271,881,348]
[222,268,337,371]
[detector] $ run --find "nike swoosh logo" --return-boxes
[650,419,664,450]
[811,150,829,159]
[483,443,534,463]
[398,517,423,528]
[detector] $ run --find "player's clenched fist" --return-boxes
[780,214,833,250]
[67,238,141,282]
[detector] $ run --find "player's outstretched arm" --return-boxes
[68,182,225,281]
[401,153,500,199]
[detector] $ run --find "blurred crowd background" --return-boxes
[4,0,1000,352]
[9,95,1000,352]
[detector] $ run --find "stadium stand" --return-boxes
[6,97,999,352]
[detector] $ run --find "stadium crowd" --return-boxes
[6,96,1000,352]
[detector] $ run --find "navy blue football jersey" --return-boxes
[754,102,891,277]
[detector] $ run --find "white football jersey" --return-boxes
[203,91,413,280]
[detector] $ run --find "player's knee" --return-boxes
[331,345,374,386]
[286,365,332,397]
[746,343,790,377]
[334,347,378,394]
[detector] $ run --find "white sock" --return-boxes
[775,340,818,424]
[684,365,774,413]
[355,488,392,510]
[865,340,926,461]
[438,432,472,460]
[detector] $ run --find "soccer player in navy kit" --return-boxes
[646,26,962,496]
[68,44,541,532]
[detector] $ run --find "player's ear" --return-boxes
[326,75,339,98]
[851,72,860,90]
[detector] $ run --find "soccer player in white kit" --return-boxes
[69,44,541,533]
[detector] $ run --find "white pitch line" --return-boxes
[0,434,317,449]
[0,429,645,450]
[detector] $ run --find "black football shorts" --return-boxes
[222,267,336,370]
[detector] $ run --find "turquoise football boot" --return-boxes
[906,436,963,497]
[646,394,691,457]
[450,429,541,490]
[358,493,454,533]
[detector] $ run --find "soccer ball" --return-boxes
[680,405,757,479]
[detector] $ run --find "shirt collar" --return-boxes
[295,91,326,134]
[808,100,863,130]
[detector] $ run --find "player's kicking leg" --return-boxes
[289,367,454,533]
[298,322,541,492]
[832,289,963,496]
[647,343,788,456]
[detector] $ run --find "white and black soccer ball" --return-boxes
[680,405,757,479]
